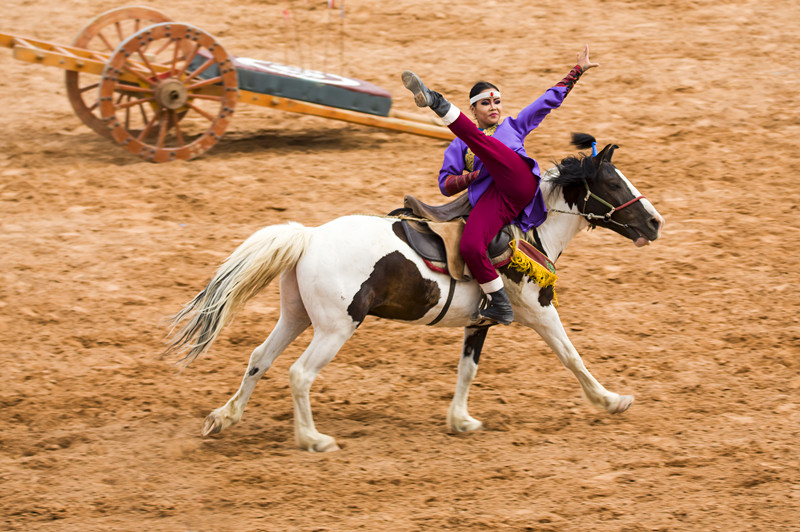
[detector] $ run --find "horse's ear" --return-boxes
[593,144,619,167]
[604,144,619,162]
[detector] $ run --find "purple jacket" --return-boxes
[437,85,570,232]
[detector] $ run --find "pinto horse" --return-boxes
[166,134,664,452]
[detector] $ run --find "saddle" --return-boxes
[391,193,514,281]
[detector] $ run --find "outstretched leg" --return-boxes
[202,268,311,436]
[448,325,490,432]
[514,292,633,414]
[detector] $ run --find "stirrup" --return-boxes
[470,295,501,327]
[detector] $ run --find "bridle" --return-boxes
[550,179,646,230]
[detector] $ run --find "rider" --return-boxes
[402,45,598,325]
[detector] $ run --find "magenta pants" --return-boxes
[448,112,538,285]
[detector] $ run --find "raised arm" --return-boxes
[557,44,599,93]
[511,45,599,134]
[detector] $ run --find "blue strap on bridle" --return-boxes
[591,142,598,156]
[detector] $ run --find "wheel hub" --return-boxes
[155,79,189,110]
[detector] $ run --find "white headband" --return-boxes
[469,90,501,105]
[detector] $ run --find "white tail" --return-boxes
[165,222,311,365]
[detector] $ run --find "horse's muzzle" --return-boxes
[634,212,664,246]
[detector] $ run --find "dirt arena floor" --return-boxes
[2,0,799,530]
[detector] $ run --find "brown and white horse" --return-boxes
[166,134,664,452]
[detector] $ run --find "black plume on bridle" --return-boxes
[571,132,597,151]
[548,133,604,190]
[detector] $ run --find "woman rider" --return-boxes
[402,45,598,325]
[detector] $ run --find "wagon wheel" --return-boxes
[98,23,238,162]
[66,6,175,139]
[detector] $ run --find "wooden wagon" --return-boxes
[0,6,452,163]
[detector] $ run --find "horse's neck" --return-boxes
[531,170,588,262]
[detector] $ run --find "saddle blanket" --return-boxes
[423,235,558,302]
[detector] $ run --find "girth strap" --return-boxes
[427,277,456,326]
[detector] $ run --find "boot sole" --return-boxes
[479,311,513,326]
[401,71,429,108]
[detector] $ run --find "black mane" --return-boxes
[550,154,596,190]
[544,133,617,210]
[547,133,613,192]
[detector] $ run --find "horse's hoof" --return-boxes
[313,441,341,453]
[202,413,224,437]
[450,417,483,433]
[609,395,634,414]
[308,438,340,453]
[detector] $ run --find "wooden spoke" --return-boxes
[79,81,100,94]
[175,43,200,80]
[152,37,173,57]
[169,40,182,73]
[115,96,155,111]
[156,109,168,148]
[121,60,157,86]
[186,102,215,122]
[113,83,154,94]
[97,31,115,52]
[173,116,185,147]
[186,76,223,91]
[136,113,159,142]
[114,21,124,43]
[138,100,149,124]
[189,94,224,102]
[135,49,160,79]
[184,57,215,84]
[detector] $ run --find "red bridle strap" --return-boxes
[613,195,646,213]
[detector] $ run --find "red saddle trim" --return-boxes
[516,239,556,273]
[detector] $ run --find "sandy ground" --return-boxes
[1,0,799,530]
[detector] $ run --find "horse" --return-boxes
[165,134,664,452]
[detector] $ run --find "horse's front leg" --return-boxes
[447,325,490,433]
[516,300,634,414]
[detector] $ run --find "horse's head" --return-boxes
[551,134,663,247]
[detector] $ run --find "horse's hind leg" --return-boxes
[447,325,489,433]
[289,325,357,452]
[203,269,310,436]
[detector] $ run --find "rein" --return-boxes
[549,179,645,229]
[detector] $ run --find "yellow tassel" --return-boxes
[508,240,558,305]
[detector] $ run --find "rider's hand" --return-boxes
[577,44,599,71]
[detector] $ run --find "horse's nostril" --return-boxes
[649,216,663,234]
